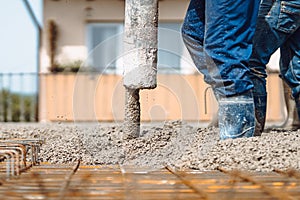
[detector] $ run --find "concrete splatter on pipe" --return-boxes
[123,0,158,89]
[123,0,158,138]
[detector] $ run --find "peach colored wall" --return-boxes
[39,73,285,123]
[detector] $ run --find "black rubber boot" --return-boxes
[251,77,267,136]
[295,97,300,124]
[253,94,267,136]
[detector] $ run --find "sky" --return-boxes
[0,0,43,74]
[0,0,42,94]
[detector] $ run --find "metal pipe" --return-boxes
[123,0,158,138]
[22,0,41,122]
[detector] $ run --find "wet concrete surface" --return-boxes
[0,121,299,172]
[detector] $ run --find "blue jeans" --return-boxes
[250,0,300,100]
[182,0,260,97]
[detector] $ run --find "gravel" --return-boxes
[0,121,299,172]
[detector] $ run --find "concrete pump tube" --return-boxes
[123,0,158,139]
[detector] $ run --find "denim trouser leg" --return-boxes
[280,29,300,100]
[182,0,260,97]
[182,0,260,139]
[204,0,260,96]
[250,0,300,97]
[250,0,300,125]
[181,0,213,84]
[280,29,300,118]
[248,0,274,135]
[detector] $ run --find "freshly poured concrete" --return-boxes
[0,122,299,172]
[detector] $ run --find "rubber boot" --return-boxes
[281,82,300,129]
[252,78,267,136]
[217,90,256,140]
[282,81,295,128]
[253,94,267,136]
[295,97,300,126]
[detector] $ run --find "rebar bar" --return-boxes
[0,139,43,178]
[58,160,81,200]
[218,167,294,200]
[0,165,300,199]
[165,166,208,200]
[274,168,300,180]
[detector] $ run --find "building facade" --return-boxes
[39,0,285,123]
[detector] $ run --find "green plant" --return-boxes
[11,94,21,122]
[50,60,98,73]
[24,96,32,122]
[0,90,36,122]
[1,90,9,122]
[59,60,83,72]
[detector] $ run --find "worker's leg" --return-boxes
[280,28,300,121]
[182,0,213,83]
[204,0,260,139]
[249,0,276,136]
[182,0,219,128]
[280,36,300,129]
[249,0,300,135]
[204,0,259,96]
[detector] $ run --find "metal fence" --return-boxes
[0,73,38,122]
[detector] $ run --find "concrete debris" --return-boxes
[0,122,299,172]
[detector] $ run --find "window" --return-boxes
[157,23,183,73]
[86,23,123,73]
[86,22,194,74]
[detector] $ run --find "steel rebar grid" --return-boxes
[1,139,43,165]
[58,160,81,200]
[165,166,208,200]
[0,165,300,199]
[0,139,43,179]
[0,143,27,176]
[218,167,294,200]
[274,168,300,180]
